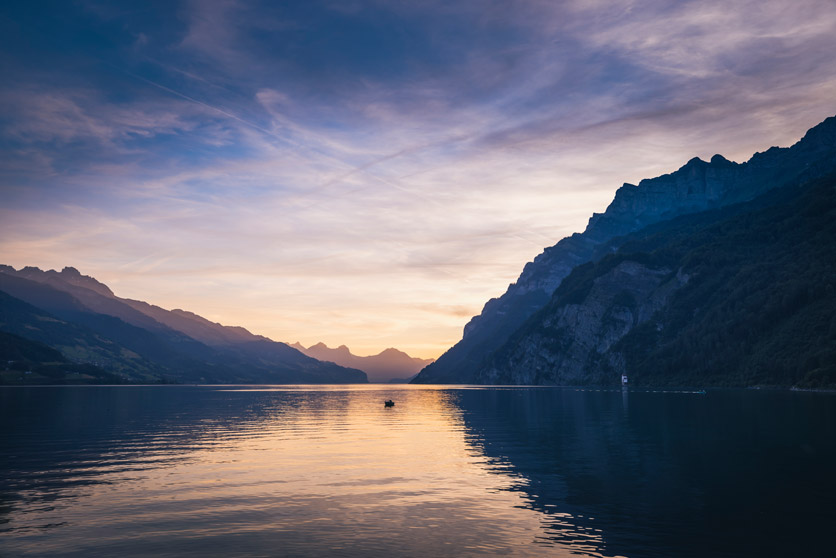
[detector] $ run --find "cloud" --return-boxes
[1,0,835,357]
[579,0,836,77]
[1,88,195,146]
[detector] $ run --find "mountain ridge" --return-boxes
[291,342,433,383]
[0,268,368,384]
[413,114,836,384]
[477,172,836,388]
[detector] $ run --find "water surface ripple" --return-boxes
[1,385,834,557]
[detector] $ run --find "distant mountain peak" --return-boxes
[800,115,836,145]
[54,268,114,297]
[293,341,434,382]
[0,266,367,384]
[377,347,422,360]
[4,265,115,297]
[710,154,735,166]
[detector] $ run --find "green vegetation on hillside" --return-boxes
[0,280,368,385]
[613,174,836,388]
[0,331,126,385]
[0,290,165,382]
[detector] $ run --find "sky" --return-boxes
[1,0,835,359]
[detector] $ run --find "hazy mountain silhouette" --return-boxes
[291,342,432,383]
[0,268,367,384]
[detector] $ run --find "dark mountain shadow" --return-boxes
[451,387,836,558]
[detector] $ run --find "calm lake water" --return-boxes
[1,385,834,557]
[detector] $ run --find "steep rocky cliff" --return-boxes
[477,172,836,388]
[413,115,836,384]
[477,260,687,385]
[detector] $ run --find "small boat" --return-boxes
[384,400,395,407]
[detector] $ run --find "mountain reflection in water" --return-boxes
[1,385,834,557]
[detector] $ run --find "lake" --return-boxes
[1,385,834,557]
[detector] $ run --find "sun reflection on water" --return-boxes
[0,385,609,557]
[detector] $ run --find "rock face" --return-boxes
[413,115,836,384]
[291,342,433,383]
[480,171,836,388]
[478,261,687,385]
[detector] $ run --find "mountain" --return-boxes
[291,342,433,383]
[0,268,367,384]
[413,115,836,384]
[477,172,836,388]
[0,330,124,385]
[0,289,165,382]
[1,265,267,347]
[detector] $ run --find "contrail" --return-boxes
[4,3,453,209]
[105,62,447,208]
[103,62,302,149]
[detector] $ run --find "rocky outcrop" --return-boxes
[478,261,687,384]
[474,168,836,388]
[413,115,836,384]
[13,266,116,298]
[583,156,738,243]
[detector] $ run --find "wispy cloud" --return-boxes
[1,88,195,146]
[1,0,835,357]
